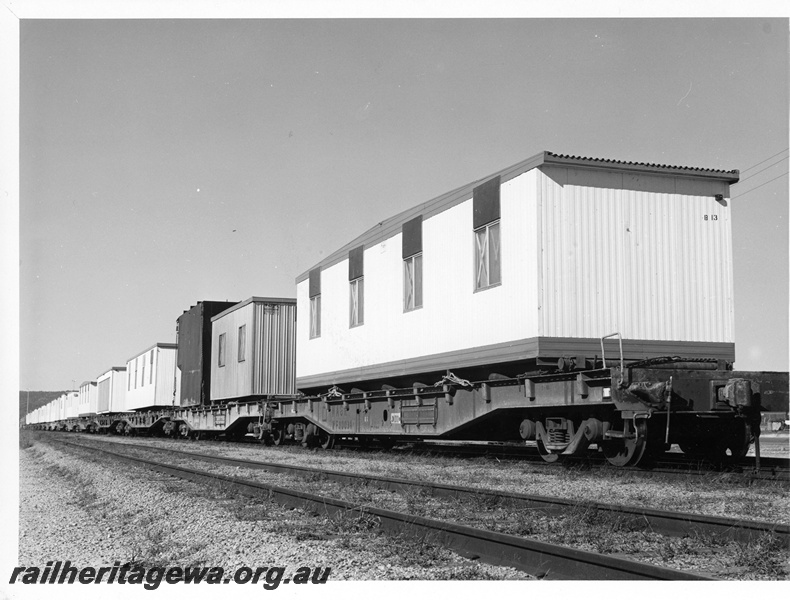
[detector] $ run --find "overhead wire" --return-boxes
[738,148,789,174]
[736,156,789,183]
[728,148,789,199]
[731,171,788,199]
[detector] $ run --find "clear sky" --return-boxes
[12,13,790,390]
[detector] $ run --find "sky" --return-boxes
[7,10,790,392]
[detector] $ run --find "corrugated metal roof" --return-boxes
[545,152,739,179]
[211,296,297,322]
[296,151,740,283]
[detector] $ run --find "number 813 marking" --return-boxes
[703,214,719,221]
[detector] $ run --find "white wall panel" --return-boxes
[211,303,254,400]
[64,391,79,419]
[297,170,540,380]
[125,346,177,410]
[156,349,178,407]
[112,371,127,412]
[97,368,127,413]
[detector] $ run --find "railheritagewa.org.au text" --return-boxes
[10,561,331,590]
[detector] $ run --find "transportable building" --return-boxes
[296,150,739,392]
[64,391,79,419]
[177,301,238,407]
[125,343,178,411]
[79,380,98,416]
[97,367,127,413]
[210,297,297,402]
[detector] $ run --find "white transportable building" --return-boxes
[210,297,297,402]
[79,380,98,416]
[96,367,127,413]
[296,151,738,391]
[125,343,178,411]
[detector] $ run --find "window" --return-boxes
[475,221,501,290]
[149,350,154,384]
[134,358,138,389]
[348,246,364,328]
[310,295,321,338]
[402,215,423,311]
[309,268,321,339]
[218,333,226,367]
[141,355,145,387]
[404,253,423,311]
[350,277,364,327]
[238,325,246,362]
[128,369,131,391]
[473,175,501,291]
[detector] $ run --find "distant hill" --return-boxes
[19,391,70,419]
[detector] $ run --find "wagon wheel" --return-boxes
[318,429,335,450]
[302,424,318,448]
[602,420,648,467]
[271,426,285,446]
[536,436,560,463]
[726,420,753,460]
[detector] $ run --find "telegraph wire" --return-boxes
[731,171,788,199]
[738,148,789,174]
[736,156,790,183]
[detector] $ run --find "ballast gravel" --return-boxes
[19,439,528,581]
[55,438,790,580]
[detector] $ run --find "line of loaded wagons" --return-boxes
[25,151,789,467]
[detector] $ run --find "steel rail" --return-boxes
[395,441,790,481]
[49,433,789,546]
[44,436,714,581]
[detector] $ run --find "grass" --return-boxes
[401,488,434,517]
[730,533,789,579]
[43,462,100,508]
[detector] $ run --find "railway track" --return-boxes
[40,434,717,580]
[45,432,789,547]
[31,427,789,482]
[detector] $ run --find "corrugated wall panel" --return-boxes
[177,306,205,406]
[177,302,238,406]
[252,302,296,395]
[537,166,733,343]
